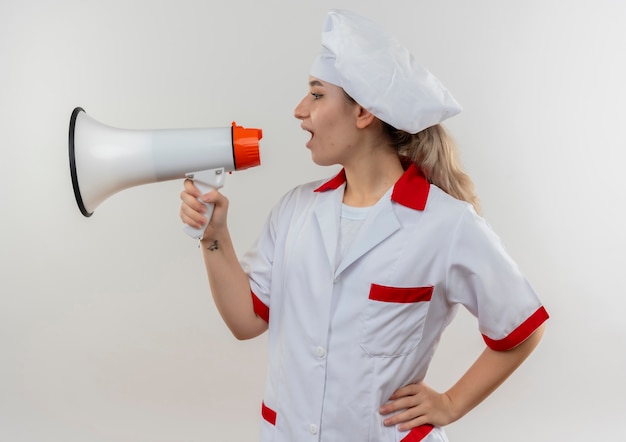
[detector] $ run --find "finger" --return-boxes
[180,194,209,226]
[382,406,425,427]
[180,189,208,214]
[180,205,207,229]
[202,191,231,220]
[389,383,421,400]
[380,395,420,415]
[183,179,200,196]
[396,415,432,433]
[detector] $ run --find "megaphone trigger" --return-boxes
[183,168,226,240]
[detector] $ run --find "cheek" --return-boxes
[318,111,345,135]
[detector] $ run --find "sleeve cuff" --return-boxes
[251,291,270,323]
[482,306,549,351]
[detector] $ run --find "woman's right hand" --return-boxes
[179,179,229,239]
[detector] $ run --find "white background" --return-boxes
[1,1,625,440]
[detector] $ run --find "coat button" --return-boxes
[315,346,326,358]
[309,424,318,434]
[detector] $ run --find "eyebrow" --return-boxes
[309,79,324,87]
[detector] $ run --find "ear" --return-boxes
[355,106,377,129]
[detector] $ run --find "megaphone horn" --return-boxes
[68,107,262,239]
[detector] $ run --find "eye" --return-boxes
[311,92,323,100]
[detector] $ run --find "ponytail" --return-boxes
[384,123,480,213]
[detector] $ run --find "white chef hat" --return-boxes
[310,9,462,134]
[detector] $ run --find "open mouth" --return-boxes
[302,126,314,145]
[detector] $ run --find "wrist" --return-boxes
[200,238,220,251]
[199,228,233,256]
[442,391,464,424]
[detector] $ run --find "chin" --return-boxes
[309,153,335,167]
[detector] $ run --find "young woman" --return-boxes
[180,9,548,442]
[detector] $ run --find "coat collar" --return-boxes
[313,163,430,210]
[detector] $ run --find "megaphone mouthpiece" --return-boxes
[232,123,262,170]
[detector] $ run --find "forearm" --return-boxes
[201,230,268,340]
[445,323,546,422]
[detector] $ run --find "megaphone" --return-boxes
[68,107,262,239]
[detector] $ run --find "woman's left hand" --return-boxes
[379,382,457,432]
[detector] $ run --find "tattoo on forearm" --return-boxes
[206,240,219,251]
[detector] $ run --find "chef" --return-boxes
[180,9,548,442]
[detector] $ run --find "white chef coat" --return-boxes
[240,164,549,442]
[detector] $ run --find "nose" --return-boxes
[293,95,308,120]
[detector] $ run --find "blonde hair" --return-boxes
[383,122,481,213]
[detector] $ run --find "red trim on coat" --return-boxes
[401,424,434,441]
[483,306,549,351]
[251,291,270,323]
[261,401,277,426]
[369,284,434,303]
[391,164,430,210]
[314,169,346,192]
[314,164,430,211]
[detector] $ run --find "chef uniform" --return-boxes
[239,9,549,442]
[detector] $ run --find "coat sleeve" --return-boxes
[239,204,279,323]
[239,185,306,323]
[445,206,549,351]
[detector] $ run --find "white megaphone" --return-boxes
[68,107,262,239]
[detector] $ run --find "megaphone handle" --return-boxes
[183,168,226,240]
